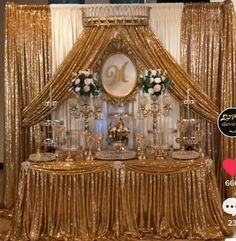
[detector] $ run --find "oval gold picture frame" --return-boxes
[101,53,138,103]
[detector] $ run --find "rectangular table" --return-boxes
[7,157,230,240]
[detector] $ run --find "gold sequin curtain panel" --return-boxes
[4,3,51,208]
[181,0,236,197]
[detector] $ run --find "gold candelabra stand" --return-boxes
[69,96,103,132]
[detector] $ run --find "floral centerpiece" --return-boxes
[70,69,100,97]
[107,118,130,144]
[139,69,172,96]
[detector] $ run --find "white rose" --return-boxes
[148,88,154,94]
[154,77,161,84]
[75,78,80,85]
[84,78,92,85]
[154,84,161,93]
[151,70,156,76]
[150,77,155,84]
[83,85,90,92]
[75,87,80,92]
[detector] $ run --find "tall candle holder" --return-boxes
[94,133,103,152]
[173,88,203,160]
[34,126,45,161]
[52,121,65,147]
[29,73,62,161]
[150,95,161,146]
[69,96,103,133]
[29,122,58,162]
[65,131,74,162]
[176,89,199,150]
[135,132,146,160]
[79,96,93,132]
[137,95,149,119]
[83,132,95,161]
[138,92,173,159]
[93,96,103,120]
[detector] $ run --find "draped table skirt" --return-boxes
[6,158,231,240]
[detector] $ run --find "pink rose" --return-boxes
[84,85,90,92]
[154,84,161,92]
[75,78,80,85]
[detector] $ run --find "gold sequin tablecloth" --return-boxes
[6,158,230,240]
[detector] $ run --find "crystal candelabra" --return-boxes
[30,76,62,161]
[138,92,172,159]
[83,132,95,161]
[135,132,146,160]
[41,80,59,150]
[34,126,46,160]
[94,133,103,152]
[69,96,103,132]
[93,96,103,120]
[64,131,74,162]
[150,95,160,145]
[52,120,65,147]
[138,94,172,138]
[138,95,149,119]
[176,88,204,152]
[40,120,65,152]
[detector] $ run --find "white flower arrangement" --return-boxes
[70,69,100,97]
[140,69,173,97]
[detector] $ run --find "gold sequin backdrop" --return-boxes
[4,1,235,208]
[181,0,236,198]
[4,3,51,208]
